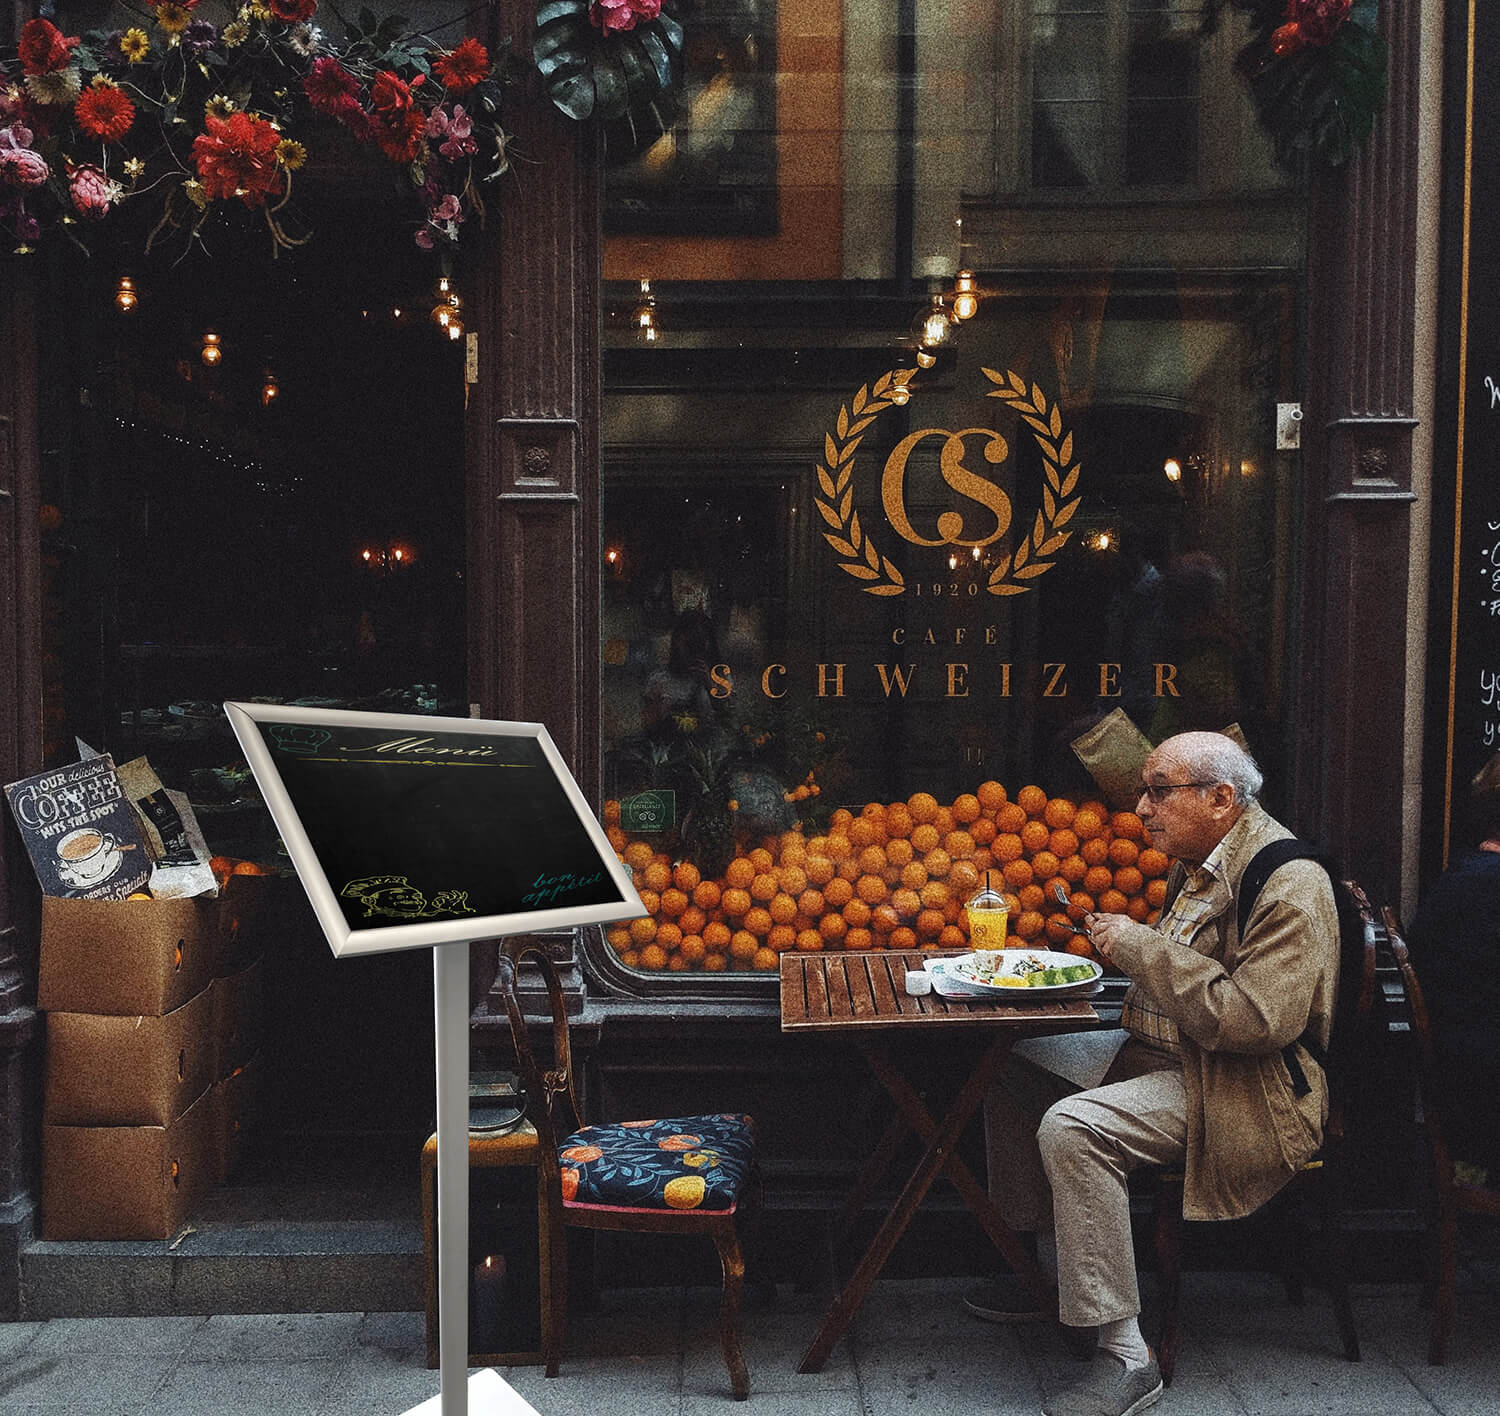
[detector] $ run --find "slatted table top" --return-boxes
[779,950,1101,1032]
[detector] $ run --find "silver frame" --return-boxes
[224,701,643,958]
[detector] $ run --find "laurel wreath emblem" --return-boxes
[813,366,1082,597]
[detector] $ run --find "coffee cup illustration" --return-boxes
[56,828,127,887]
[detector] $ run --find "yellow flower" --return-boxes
[183,179,208,209]
[249,0,272,19]
[25,69,81,105]
[90,73,118,89]
[155,2,194,34]
[221,19,250,46]
[204,94,238,119]
[275,139,306,171]
[119,28,150,62]
[122,157,146,181]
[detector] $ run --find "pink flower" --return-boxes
[0,125,49,188]
[426,104,475,160]
[414,226,435,249]
[432,194,461,222]
[589,0,661,33]
[304,57,359,114]
[68,164,120,219]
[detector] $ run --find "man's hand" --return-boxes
[1083,911,1158,967]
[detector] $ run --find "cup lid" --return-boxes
[966,885,1008,911]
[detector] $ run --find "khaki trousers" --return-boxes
[982,1035,1187,1327]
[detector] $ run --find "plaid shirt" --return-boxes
[1118,841,1230,1057]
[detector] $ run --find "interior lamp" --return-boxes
[200,330,222,366]
[1163,457,1182,483]
[114,276,138,313]
[951,270,979,322]
[634,278,659,343]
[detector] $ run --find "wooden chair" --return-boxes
[495,938,758,1400]
[1383,906,1500,1365]
[1148,878,1377,1385]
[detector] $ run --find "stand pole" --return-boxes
[434,943,471,1416]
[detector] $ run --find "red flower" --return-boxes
[589,0,661,35]
[1274,0,1351,55]
[370,69,422,119]
[75,85,136,143]
[374,107,425,163]
[191,111,285,206]
[304,57,359,113]
[17,18,80,75]
[271,0,317,21]
[432,37,489,94]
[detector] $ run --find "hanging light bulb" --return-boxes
[200,330,222,366]
[912,294,953,354]
[432,277,463,335]
[1163,457,1182,483]
[260,369,279,407]
[114,276,138,313]
[951,269,979,322]
[634,278,659,343]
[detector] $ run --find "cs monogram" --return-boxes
[814,367,1082,596]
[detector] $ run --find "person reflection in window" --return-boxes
[642,609,724,743]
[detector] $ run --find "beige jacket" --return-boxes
[1108,804,1341,1221]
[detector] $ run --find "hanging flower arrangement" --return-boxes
[1205,0,1388,172]
[0,1,681,256]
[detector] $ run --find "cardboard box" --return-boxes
[210,1053,261,1184]
[212,958,263,1082]
[42,1087,213,1240]
[44,983,215,1128]
[216,873,283,976]
[38,895,219,1016]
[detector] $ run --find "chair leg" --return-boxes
[712,1216,751,1400]
[1429,1194,1458,1365]
[1152,1181,1182,1388]
[542,1213,568,1379]
[1314,1188,1360,1363]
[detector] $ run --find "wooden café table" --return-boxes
[780,949,1101,1373]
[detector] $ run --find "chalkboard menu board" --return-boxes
[224,703,641,957]
[1439,2,1500,860]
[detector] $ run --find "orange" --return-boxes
[671,861,701,893]
[1081,836,1111,866]
[947,860,980,895]
[939,925,968,948]
[1013,909,1045,940]
[1029,850,1060,882]
[769,892,799,925]
[767,924,797,953]
[1145,878,1168,908]
[972,847,994,873]
[915,908,946,939]
[1084,865,1115,896]
[931,807,956,837]
[623,841,654,870]
[1107,838,1139,868]
[1067,890,1095,920]
[730,931,759,961]
[908,791,940,823]
[977,780,1007,813]
[637,890,660,917]
[1138,848,1171,879]
[819,913,848,944]
[620,949,641,969]
[861,800,887,821]
[1071,808,1105,841]
[725,857,755,889]
[1110,811,1145,841]
[943,830,976,860]
[891,887,922,918]
[842,898,872,929]
[845,927,874,950]
[743,907,772,937]
[1113,865,1144,897]
[993,833,1024,864]
[952,793,981,824]
[1002,858,1034,890]
[995,802,1028,834]
[870,903,900,935]
[884,803,914,838]
[749,846,775,873]
[969,817,997,847]
[753,947,779,971]
[607,826,628,852]
[1020,820,1051,853]
[1045,913,1077,946]
[889,926,918,951]
[1002,891,1022,914]
[1048,828,1079,859]
[1147,909,1162,927]
[1081,800,1110,820]
[720,887,752,917]
[692,880,722,911]
[679,935,707,964]
[703,921,731,951]
[1018,883,1045,912]
[779,838,808,869]
[1016,784,1048,817]
[1098,888,1129,915]
[910,823,941,854]
[702,952,727,972]
[856,844,886,875]
[795,929,824,953]
[658,888,688,918]
[856,873,890,905]
[1126,897,1152,922]
[822,876,853,909]
[639,944,668,970]
[1058,854,1088,884]
[1043,797,1076,829]
[805,854,836,887]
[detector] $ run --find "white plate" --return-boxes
[943,950,1104,998]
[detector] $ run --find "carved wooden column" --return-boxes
[0,258,44,1319]
[468,0,600,1009]
[1296,0,1422,904]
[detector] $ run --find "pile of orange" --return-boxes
[602,784,1172,973]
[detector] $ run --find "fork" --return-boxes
[1052,882,1090,935]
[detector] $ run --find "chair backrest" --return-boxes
[1323,878,1383,1145]
[1382,907,1457,1184]
[495,939,586,1194]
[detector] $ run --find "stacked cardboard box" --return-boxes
[39,876,275,1240]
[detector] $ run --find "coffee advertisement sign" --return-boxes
[4,757,152,901]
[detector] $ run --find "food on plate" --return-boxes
[954,951,1100,988]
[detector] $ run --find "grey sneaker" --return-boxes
[1042,1349,1163,1416]
[963,1275,1051,1323]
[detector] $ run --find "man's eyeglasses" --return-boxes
[1138,781,1214,804]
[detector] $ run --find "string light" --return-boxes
[634,278,659,343]
[260,369,279,407]
[200,330,222,366]
[951,269,979,322]
[114,276,138,313]
[1163,458,1182,483]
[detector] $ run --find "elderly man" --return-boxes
[968,731,1340,1416]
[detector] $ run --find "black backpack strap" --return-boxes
[1236,838,1324,1097]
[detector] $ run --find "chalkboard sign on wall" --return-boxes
[224,703,642,957]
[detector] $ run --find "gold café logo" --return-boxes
[815,366,1081,596]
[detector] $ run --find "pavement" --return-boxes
[2,1259,1500,1416]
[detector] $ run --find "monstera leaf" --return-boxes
[533,0,685,146]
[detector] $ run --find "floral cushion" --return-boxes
[557,1114,755,1212]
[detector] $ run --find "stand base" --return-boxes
[399,1367,540,1416]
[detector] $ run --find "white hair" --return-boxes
[1163,732,1263,806]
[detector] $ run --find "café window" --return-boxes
[593,0,1305,992]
